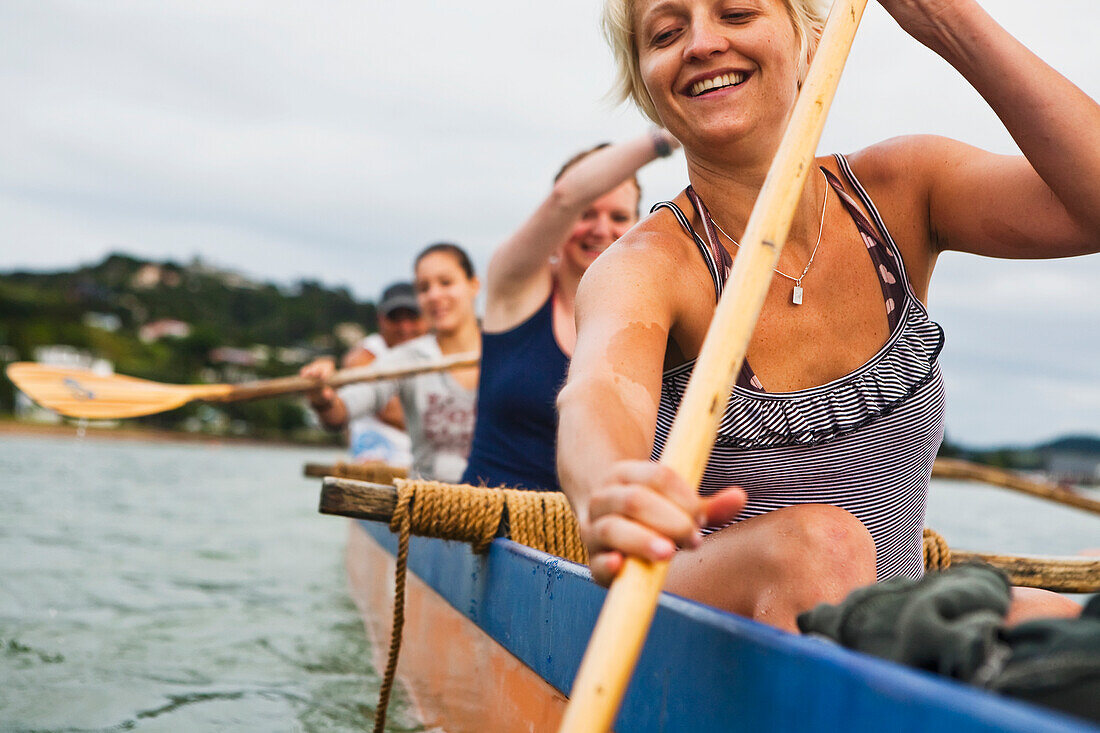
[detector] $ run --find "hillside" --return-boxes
[1037,435,1100,456]
[0,252,376,352]
[938,429,1100,484]
[0,252,378,439]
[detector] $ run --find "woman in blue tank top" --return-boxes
[557,0,1099,631]
[460,131,679,491]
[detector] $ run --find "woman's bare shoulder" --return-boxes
[841,135,962,192]
[831,138,949,290]
[579,199,705,308]
[593,214,697,283]
[609,198,700,266]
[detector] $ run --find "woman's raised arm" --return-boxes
[879,0,1100,258]
[483,131,678,329]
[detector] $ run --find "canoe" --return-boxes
[344,518,1098,733]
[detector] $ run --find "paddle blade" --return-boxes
[5,362,224,419]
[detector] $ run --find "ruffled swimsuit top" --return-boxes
[650,154,946,581]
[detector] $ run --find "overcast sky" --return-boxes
[1,1,1097,447]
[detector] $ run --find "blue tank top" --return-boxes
[461,293,568,492]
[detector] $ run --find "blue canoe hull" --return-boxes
[353,519,1095,732]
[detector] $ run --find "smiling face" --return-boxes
[632,0,808,154]
[559,179,640,274]
[414,251,480,336]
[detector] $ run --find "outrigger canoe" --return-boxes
[343,516,1098,732]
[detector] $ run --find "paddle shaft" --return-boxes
[950,551,1100,594]
[557,2,870,731]
[204,352,479,403]
[303,461,409,484]
[932,458,1100,515]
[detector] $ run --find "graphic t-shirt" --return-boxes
[339,335,476,483]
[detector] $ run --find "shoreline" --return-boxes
[0,417,342,449]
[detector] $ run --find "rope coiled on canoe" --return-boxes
[370,477,951,729]
[384,479,588,561]
[922,526,952,571]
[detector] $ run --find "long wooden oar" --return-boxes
[932,457,1100,515]
[311,457,1100,516]
[557,2,870,731]
[4,352,479,419]
[303,461,409,484]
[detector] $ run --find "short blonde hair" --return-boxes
[602,0,829,124]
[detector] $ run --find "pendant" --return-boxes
[792,284,803,305]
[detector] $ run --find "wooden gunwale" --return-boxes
[319,477,1100,593]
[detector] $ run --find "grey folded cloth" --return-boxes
[992,594,1100,721]
[797,563,1011,682]
[798,564,1100,723]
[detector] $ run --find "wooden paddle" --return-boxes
[308,457,1100,515]
[303,461,409,484]
[932,457,1100,515]
[557,1,870,731]
[5,352,479,419]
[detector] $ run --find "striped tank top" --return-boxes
[651,154,946,581]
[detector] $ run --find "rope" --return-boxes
[372,483,413,733]
[366,480,585,729]
[379,479,589,563]
[923,527,952,571]
[500,486,589,564]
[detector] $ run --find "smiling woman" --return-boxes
[605,0,827,124]
[301,243,481,483]
[459,132,679,493]
[556,0,1100,632]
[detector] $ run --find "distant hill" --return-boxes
[0,252,377,439]
[1036,435,1100,456]
[939,431,1100,476]
[0,252,377,350]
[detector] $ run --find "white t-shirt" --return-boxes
[345,334,413,468]
[339,334,476,483]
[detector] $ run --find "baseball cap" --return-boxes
[378,282,420,318]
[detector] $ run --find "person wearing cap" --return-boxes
[338,282,427,467]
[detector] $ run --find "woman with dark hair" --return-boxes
[304,243,481,483]
[557,0,1097,630]
[461,131,679,492]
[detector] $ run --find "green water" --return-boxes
[0,433,423,732]
[0,432,1096,731]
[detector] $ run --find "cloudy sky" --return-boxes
[2,1,1097,447]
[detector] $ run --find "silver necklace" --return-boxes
[709,171,829,305]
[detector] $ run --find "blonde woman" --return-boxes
[558,0,1098,630]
